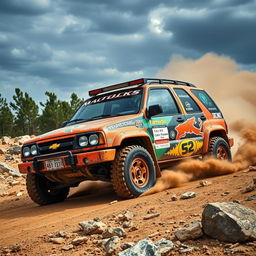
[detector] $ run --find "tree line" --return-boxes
[0,89,84,137]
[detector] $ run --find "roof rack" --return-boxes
[89,78,196,96]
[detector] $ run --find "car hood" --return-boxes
[25,114,142,144]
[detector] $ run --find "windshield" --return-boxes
[68,88,143,125]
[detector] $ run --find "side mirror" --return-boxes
[61,121,68,127]
[147,104,163,118]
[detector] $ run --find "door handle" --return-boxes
[200,115,206,121]
[176,117,184,122]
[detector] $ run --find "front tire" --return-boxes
[26,173,70,205]
[208,136,232,161]
[111,145,156,198]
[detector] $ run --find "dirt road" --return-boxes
[1,170,256,255]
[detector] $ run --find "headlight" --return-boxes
[23,147,30,157]
[89,134,98,145]
[79,136,88,147]
[31,145,37,155]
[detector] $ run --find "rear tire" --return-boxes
[26,173,70,205]
[111,145,156,198]
[208,136,232,161]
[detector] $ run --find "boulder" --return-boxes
[0,162,21,177]
[102,227,126,238]
[14,135,31,145]
[202,202,256,242]
[79,220,107,235]
[175,220,203,241]
[119,238,159,256]
[155,238,174,255]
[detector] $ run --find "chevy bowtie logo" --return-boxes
[49,143,60,150]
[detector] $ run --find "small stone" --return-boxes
[248,166,256,172]
[171,194,178,201]
[7,146,21,155]
[148,232,159,238]
[16,192,23,197]
[71,236,87,246]
[0,148,7,154]
[49,237,65,244]
[9,243,21,252]
[221,191,230,196]
[61,244,74,251]
[155,238,174,255]
[97,238,109,247]
[253,176,256,185]
[181,192,196,200]
[199,180,212,187]
[104,236,121,255]
[129,226,138,232]
[122,221,132,228]
[179,246,195,254]
[244,184,255,193]
[56,230,67,238]
[117,211,134,222]
[245,194,256,201]
[5,155,14,161]
[79,220,107,235]
[121,242,135,250]
[102,227,126,238]
[175,220,203,241]
[143,213,160,220]
[109,200,118,205]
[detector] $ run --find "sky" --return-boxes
[0,0,256,103]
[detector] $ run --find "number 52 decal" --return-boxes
[178,139,196,156]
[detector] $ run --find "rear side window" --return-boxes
[191,89,219,113]
[174,88,201,113]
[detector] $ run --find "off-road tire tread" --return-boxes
[208,136,231,161]
[26,173,69,205]
[111,145,153,199]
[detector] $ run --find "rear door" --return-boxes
[171,88,205,157]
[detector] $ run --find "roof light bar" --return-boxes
[88,78,196,96]
[89,78,145,96]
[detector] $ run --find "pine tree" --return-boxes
[10,88,39,136]
[0,94,14,136]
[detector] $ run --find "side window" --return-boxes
[174,88,201,114]
[147,89,180,116]
[191,89,220,113]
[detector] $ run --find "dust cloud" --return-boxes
[142,54,256,196]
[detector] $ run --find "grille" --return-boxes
[38,137,75,155]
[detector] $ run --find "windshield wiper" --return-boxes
[66,118,88,124]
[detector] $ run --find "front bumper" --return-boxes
[18,148,116,174]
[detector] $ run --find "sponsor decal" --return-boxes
[49,143,61,150]
[212,112,222,119]
[106,118,142,131]
[175,117,202,140]
[84,89,141,106]
[149,119,167,126]
[153,127,170,149]
[166,139,203,157]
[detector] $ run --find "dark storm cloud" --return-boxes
[0,0,255,102]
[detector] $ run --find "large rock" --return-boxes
[175,220,203,241]
[202,202,256,242]
[119,238,159,256]
[0,162,21,177]
[79,220,107,235]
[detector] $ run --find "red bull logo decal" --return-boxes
[176,117,202,140]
